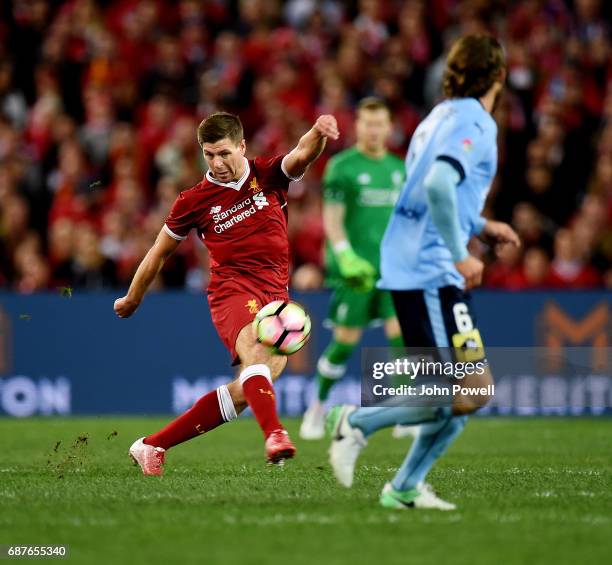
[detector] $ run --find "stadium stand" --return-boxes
[0,0,610,292]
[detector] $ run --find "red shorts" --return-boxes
[207,278,289,366]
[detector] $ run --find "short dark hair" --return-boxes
[356,97,391,117]
[443,35,506,99]
[197,112,244,146]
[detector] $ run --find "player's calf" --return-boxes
[227,354,287,408]
[238,363,296,464]
[235,324,296,461]
[451,365,494,415]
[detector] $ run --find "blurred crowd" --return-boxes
[0,0,610,294]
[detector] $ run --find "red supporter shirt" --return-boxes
[164,155,300,293]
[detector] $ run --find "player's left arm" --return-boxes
[282,115,339,179]
[477,219,521,255]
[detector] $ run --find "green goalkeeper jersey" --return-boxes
[323,146,405,285]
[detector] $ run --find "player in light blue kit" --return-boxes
[327,35,520,510]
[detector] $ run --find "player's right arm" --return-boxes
[323,159,375,291]
[323,200,348,248]
[324,202,375,291]
[424,112,507,290]
[114,229,181,318]
[424,159,484,289]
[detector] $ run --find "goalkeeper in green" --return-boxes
[300,97,414,440]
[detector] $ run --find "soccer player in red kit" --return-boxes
[114,112,339,475]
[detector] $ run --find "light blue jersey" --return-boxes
[379,98,498,290]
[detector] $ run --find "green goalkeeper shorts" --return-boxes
[327,285,397,328]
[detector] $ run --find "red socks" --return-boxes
[143,366,281,449]
[240,364,283,438]
[144,385,237,450]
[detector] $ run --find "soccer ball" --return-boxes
[253,300,311,355]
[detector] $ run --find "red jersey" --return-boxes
[164,155,300,292]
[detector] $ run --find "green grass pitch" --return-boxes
[0,417,610,565]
